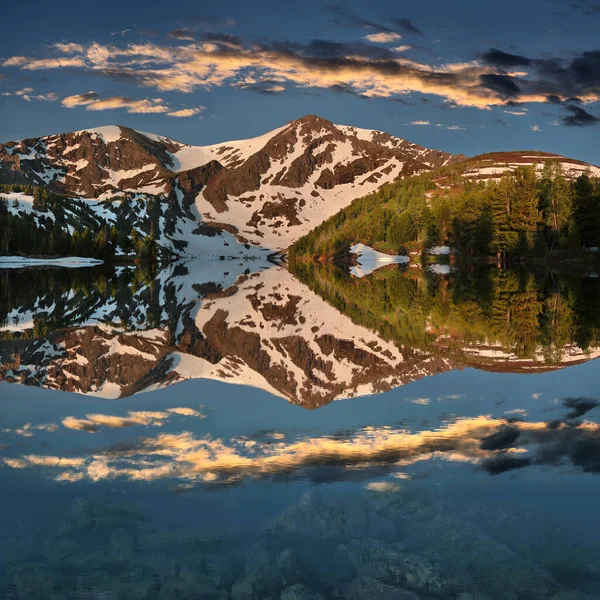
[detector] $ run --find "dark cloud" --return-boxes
[188,15,236,27]
[483,455,532,475]
[570,0,600,15]
[570,438,600,472]
[482,48,532,67]
[562,104,600,126]
[201,32,244,48]
[480,426,521,451]
[563,397,600,419]
[391,18,425,36]
[571,50,600,85]
[326,6,425,37]
[231,79,287,95]
[303,39,396,61]
[480,73,521,98]
[326,5,396,34]
[169,28,195,41]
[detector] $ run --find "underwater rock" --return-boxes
[268,491,395,540]
[335,538,449,594]
[9,563,56,600]
[106,529,135,563]
[344,577,419,600]
[276,548,306,586]
[231,579,255,600]
[58,498,145,536]
[280,583,324,600]
[242,541,282,594]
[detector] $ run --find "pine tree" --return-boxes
[540,161,572,249]
[490,176,513,259]
[510,166,540,253]
[573,173,599,247]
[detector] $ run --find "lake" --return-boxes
[1,259,600,599]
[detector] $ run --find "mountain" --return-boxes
[3,115,599,259]
[0,116,464,255]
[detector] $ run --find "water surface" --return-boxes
[1,260,600,599]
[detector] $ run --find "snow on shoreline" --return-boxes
[0,256,104,269]
[350,243,409,278]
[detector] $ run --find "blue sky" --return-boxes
[1,0,599,163]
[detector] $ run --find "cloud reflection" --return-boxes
[2,398,598,486]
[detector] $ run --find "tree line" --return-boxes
[0,184,159,261]
[289,161,600,261]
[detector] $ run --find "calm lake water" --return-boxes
[1,259,600,599]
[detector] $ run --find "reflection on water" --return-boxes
[2,260,600,405]
[1,261,600,598]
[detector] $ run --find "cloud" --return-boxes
[482,48,532,68]
[563,397,600,419]
[480,73,521,98]
[571,0,600,15]
[1,88,58,102]
[5,38,600,113]
[169,28,196,41]
[408,120,431,125]
[364,32,402,44]
[62,92,170,114]
[562,104,600,126]
[482,455,532,475]
[504,109,527,115]
[531,125,541,131]
[23,57,86,70]
[479,426,521,451]
[2,56,28,67]
[393,45,413,53]
[6,398,600,486]
[167,107,205,117]
[326,6,424,37]
[53,43,84,54]
[391,18,425,36]
[62,411,171,432]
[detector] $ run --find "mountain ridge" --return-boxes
[2,115,599,257]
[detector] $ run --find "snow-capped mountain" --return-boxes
[0,116,464,252]
[3,115,599,255]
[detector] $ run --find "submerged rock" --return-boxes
[344,577,419,600]
[268,491,395,540]
[280,583,324,600]
[335,538,450,594]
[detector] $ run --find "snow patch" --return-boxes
[350,243,409,278]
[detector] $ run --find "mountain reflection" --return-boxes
[1,260,600,405]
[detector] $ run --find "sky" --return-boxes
[1,0,600,163]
